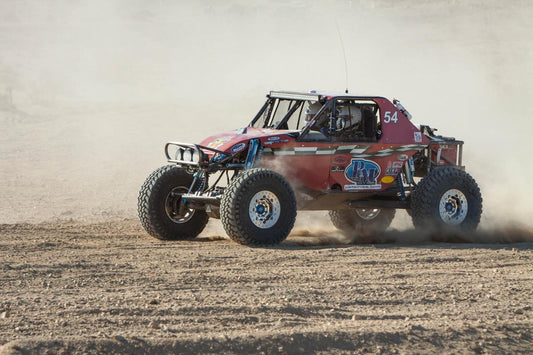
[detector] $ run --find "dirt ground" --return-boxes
[1,219,532,354]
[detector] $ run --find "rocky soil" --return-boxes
[1,220,532,354]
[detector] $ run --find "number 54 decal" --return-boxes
[384,111,398,124]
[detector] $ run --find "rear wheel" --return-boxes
[138,165,209,240]
[329,208,396,235]
[411,167,482,230]
[220,168,297,245]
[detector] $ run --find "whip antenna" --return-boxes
[335,19,349,94]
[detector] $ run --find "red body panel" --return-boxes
[375,98,429,145]
[199,128,298,154]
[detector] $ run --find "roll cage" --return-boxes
[249,91,384,142]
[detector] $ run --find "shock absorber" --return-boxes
[244,139,260,170]
[199,173,209,192]
[188,171,207,193]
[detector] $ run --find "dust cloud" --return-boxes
[1,1,532,242]
[286,224,533,246]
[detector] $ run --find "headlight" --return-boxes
[183,148,193,162]
[175,148,184,160]
[190,149,200,163]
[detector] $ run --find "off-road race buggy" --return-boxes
[138,91,482,245]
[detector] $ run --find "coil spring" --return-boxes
[196,176,205,192]
[193,172,209,193]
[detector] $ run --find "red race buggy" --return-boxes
[138,90,482,245]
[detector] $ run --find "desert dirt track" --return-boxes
[1,219,532,354]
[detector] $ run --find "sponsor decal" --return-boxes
[264,139,289,145]
[344,184,381,191]
[331,166,346,173]
[230,143,246,153]
[414,131,422,142]
[344,159,381,190]
[385,168,399,175]
[208,137,231,149]
[381,176,395,184]
[267,136,281,141]
[333,155,349,165]
[398,154,408,161]
[392,161,403,169]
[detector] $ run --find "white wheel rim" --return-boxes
[439,189,468,225]
[248,190,281,229]
[355,208,381,220]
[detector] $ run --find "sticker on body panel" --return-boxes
[392,161,403,169]
[230,143,246,153]
[264,139,289,145]
[208,137,231,149]
[381,176,395,184]
[333,155,350,165]
[414,131,422,142]
[344,159,382,190]
[331,166,346,173]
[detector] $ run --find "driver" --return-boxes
[334,104,363,141]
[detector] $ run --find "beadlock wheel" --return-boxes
[165,186,195,224]
[438,189,468,225]
[355,208,381,221]
[248,190,281,229]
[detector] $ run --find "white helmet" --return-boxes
[336,105,362,130]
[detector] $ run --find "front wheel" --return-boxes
[220,168,297,245]
[329,208,396,235]
[410,167,482,231]
[138,165,209,240]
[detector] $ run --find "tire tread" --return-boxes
[220,168,296,245]
[138,165,208,240]
[411,167,482,230]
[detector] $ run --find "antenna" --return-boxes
[335,19,349,94]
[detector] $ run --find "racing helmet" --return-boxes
[336,104,362,130]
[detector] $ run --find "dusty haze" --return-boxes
[1,0,532,230]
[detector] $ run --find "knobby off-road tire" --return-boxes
[220,168,297,245]
[329,208,396,235]
[411,167,482,231]
[138,165,209,240]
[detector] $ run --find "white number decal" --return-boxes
[384,111,398,124]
